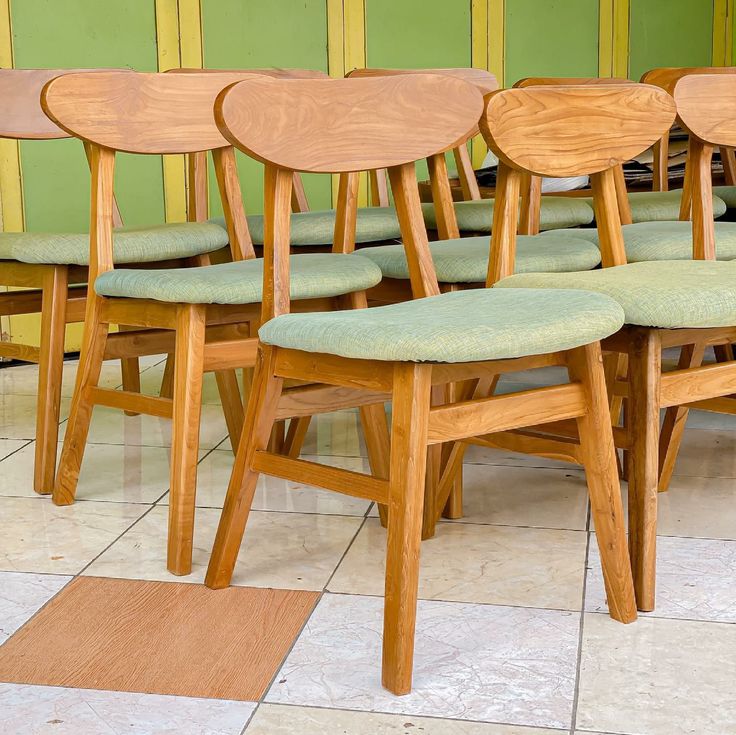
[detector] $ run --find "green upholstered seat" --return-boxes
[358,232,601,283]
[713,185,736,209]
[94,253,383,304]
[545,221,736,262]
[496,260,736,329]
[258,287,624,363]
[421,196,594,233]
[0,223,229,266]
[210,206,401,247]
[581,190,727,223]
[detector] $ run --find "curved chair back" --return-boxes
[480,85,676,281]
[216,74,483,316]
[348,66,498,94]
[170,67,329,79]
[514,76,632,88]
[674,73,736,259]
[42,71,255,275]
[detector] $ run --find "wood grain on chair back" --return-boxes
[514,76,632,88]
[641,66,736,93]
[169,67,330,79]
[348,67,498,94]
[0,68,127,140]
[674,74,736,148]
[41,71,259,154]
[215,74,483,172]
[481,85,676,178]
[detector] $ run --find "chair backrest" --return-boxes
[480,85,676,281]
[515,76,632,88]
[348,67,498,94]
[42,71,256,275]
[641,65,736,93]
[216,74,483,319]
[170,67,329,79]
[674,73,736,259]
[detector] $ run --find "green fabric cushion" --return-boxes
[259,287,624,363]
[358,232,601,283]
[496,260,736,328]
[0,223,229,266]
[713,185,736,209]
[421,197,594,233]
[581,191,727,223]
[545,221,736,262]
[94,253,382,304]
[210,207,401,247]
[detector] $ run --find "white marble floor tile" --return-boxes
[0,360,120,398]
[0,438,28,462]
[0,496,147,574]
[0,442,200,503]
[447,464,589,531]
[329,519,587,610]
[0,394,70,441]
[299,410,367,458]
[670,428,736,478]
[685,407,736,431]
[577,613,736,735]
[64,403,229,449]
[176,449,371,514]
[657,474,736,540]
[586,534,736,623]
[0,683,255,735]
[463,442,571,470]
[266,593,579,729]
[83,505,362,589]
[136,362,224,405]
[0,571,71,644]
[247,703,564,734]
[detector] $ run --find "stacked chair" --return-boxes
[203,72,638,694]
[0,68,230,494]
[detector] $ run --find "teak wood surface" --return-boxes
[205,74,637,697]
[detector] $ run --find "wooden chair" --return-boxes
[485,82,736,613]
[204,72,636,695]
[0,68,227,494]
[43,71,386,576]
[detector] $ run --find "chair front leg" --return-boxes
[568,343,637,624]
[382,362,432,695]
[168,304,206,576]
[34,267,68,494]
[206,344,284,589]
[627,328,662,612]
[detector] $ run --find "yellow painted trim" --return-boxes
[488,0,504,85]
[155,0,187,222]
[470,0,490,167]
[713,0,734,66]
[179,0,203,68]
[612,0,630,79]
[598,0,614,77]
[326,0,345,78]
[0,0,24,233]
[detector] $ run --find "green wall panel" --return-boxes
[629,0,713,81]
[12,0,164,231]
[201,0,330,214]
[504,0,599,86]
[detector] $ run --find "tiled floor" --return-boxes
[0,356,735,734]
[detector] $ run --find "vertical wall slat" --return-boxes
[471,0,490,167]
[713,0,734,66]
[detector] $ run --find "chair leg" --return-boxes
[160,353,175,399]
[53,301,109,506]
[168,304,206,576]
[215,369,245,453]
[284,416,311,458]
[34,268,68,495]
[382,362,432,695]
[440,382,463,520]
[206,345,283,589]
[627,329,662,612]
[658,343,705,493]
[359,402,391,527]
[118,326,141,416]
[568,343,637,624]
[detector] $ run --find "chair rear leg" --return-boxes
[168,304,206,576]
[118,325,141,415]
[160,353,175,399]
[34,267,68,495]
[284,416,311,458]
[206,345,283,589]
[215,369,245,453]
[627,329,662,612]
[53,302,109,506]
[568,343,637,624]
[382,362,432,695]
[360,402,391,527]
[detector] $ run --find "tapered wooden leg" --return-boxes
[627,329,662,612]
[441,382,463,520]
[360,402,391,527]
[118,326,141,415]
[53,300,109,506]
[382,362,431,695]
[206,345,283,589]
[215,369,244,453]
[284,416,311,458]
[160,353,174,399]
[658,343,705,493]
[168,304,206,576]
[568,343,637,624]
[34,267,68,495]
[604,351,628,478]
